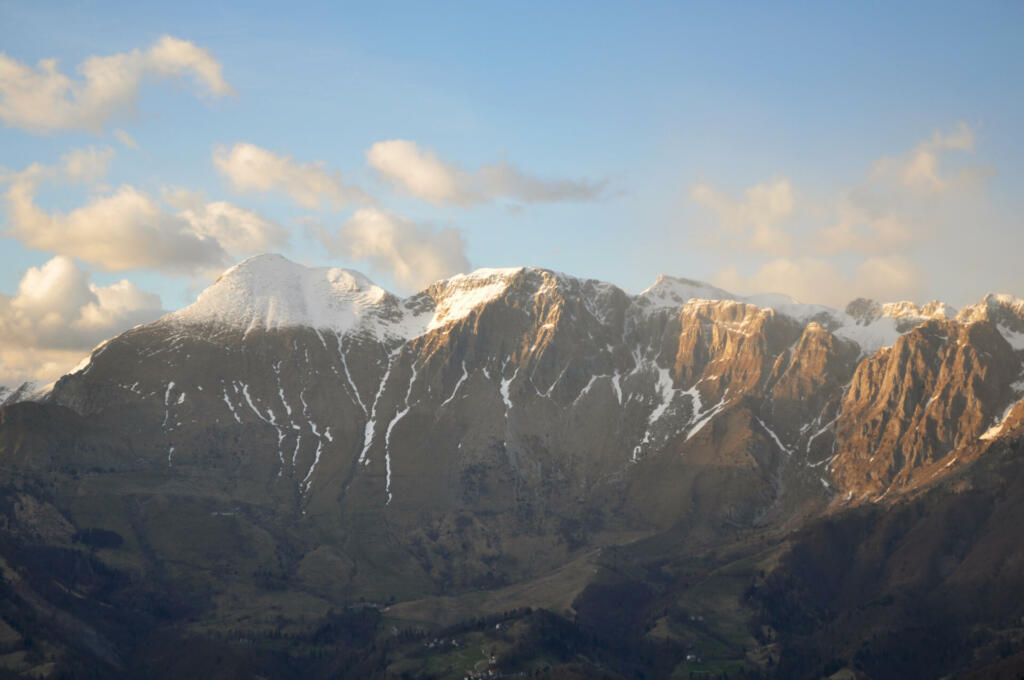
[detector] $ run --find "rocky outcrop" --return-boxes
[831,318,1022,499]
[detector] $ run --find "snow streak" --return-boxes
[359,348,401,465]
[440,360,469,408]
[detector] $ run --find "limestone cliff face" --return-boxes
[831,316,1022,499]
[764,322,860,448]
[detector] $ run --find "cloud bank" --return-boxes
[714,256,922,308]
[693,123,988,306]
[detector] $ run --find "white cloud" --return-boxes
[322,207,469,290]
[1,145,114,186]
[213,143,369,209]
[812,123,991,255]
[60,145,115,184]
[180,200,289,255]
[0,255,164,383]
[0,35,231,133]
[5,180,227,273]
[692,125,991,261]
[5,175,288,274]
[713,255,921,307]
[690,177,795,255]
[871,122,989,194]
[814,206,913,255]
[366,139,604,206]
[0,347,88,387]
[145,36,232,96]
[367,140,465,205]
[113,129,139,149]
[851,256,922,301]
[478,159,605,203]
[692,124,1003,306]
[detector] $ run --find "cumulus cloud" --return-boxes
[4,176,288,274]
[0,36,232,133]
[871,122,990,194]
[692,125,990,261]
[0,255,164,383]
[812,123,991,256]
[320,207,469,290]
[214,143,369,209]
[691,123,1001,306]
[690,177,795,255]
[180,200,289,256]
[0,347,88,387]
[366,139,604,206]
[813,206,913,255]
[713,256,921,308]
[6,180,227,273]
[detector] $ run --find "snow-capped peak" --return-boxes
[957,293,1024,325]
[0,380,46,407]
[424,268,523,332]
[171,254,395,335]
[147,254,1023,358]
[168,255,532,340]
[881,300,956,321]
[956,293,1024,350]
[637,275,734,309]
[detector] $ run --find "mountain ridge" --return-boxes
[2,253,1024,678]
[55,252,1020,362]
[35,254,1024,510]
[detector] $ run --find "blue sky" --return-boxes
[1,1,1022,381]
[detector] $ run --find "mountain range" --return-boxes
[1,253,1023,679]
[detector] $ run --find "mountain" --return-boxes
[0,381,42,407]
[1,253,1023,678]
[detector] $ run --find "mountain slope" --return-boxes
[2,253,1023,677]
[36,255,1024,590]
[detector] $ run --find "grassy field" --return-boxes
[383,547,603,628]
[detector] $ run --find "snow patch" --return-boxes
[221,387,242,424]
[646,366,676,426]
[302,440,323,492]
[500,366,518,411]
[383,361,419,505]
[806,415,839,453]
[337,334,368,413]
[170,255,526,343]
[832,317,903,354]
[755,417,792,455]
[996,324,1024,350]
[573,375,599,405]
[685,398,729,441]
[638,275,732,309]
[359,349,400,464]
[611,372,623,404]
[427,274,516,331]
[981,400,1020,440]
[440,361,469,408]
